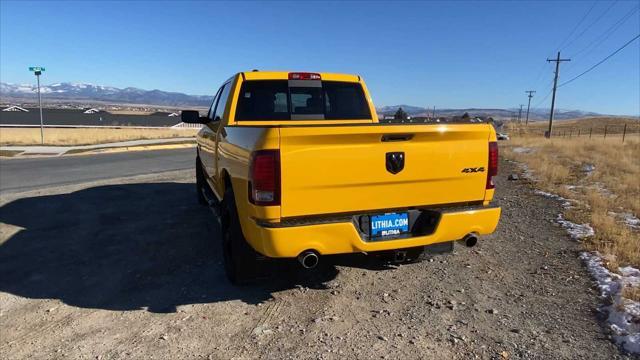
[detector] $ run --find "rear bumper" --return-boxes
[243,205,501,258]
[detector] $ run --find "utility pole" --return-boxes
[29,67,46,144]
[36,72,43,144]
[517,104,524,123]
[525,90,536,126]
[546,52,570,138]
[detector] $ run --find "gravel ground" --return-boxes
[0,161,633,359]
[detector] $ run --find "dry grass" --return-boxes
[0,127,198,146]
[623,285,640,302]
[502,134,640,269]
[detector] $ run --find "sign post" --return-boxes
[29,67,46,144]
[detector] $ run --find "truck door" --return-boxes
[199,86,221,179]
[210,82,232,189]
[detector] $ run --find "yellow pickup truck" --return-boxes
[182,71,501,284]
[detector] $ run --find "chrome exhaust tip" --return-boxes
[462,233,478,247]
[298,251,319,269]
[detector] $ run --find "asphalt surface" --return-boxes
[0,148,195,194]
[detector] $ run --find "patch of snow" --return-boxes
[622,213,640,230]
[556,213,594,240]
[16,85,34,93]
[582,163,596,175]
[608,211,640,231]
[534,190,573,208]
[514,162,535,180]
[591,182,615,198]
[580,252,640,354]
[512,147,534,154]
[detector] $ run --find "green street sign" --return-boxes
[29,67,45,72]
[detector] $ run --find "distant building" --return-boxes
[2,106,29,112]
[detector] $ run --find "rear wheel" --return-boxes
[220,187,261,284]
[195,157,207,206]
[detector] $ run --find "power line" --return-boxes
[555,1,598,52]
[531,89,552,111]
[529,3,598,94]
[570,5,639,59]
[530,61,551,89]
[559,33,640,88]
[563,0,619,52]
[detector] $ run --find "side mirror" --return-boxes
[181,110,210,124]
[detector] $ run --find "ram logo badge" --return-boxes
[462,167,485,173]
[386,152,405,174]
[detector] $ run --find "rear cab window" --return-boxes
[235,80,371,121]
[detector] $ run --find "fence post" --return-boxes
[578,129,581,137]
[622,124,627,143]
[589,127,592,139]
[604,125,607,139]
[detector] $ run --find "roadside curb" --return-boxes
[65,142,196,156]
[0,138,196,158]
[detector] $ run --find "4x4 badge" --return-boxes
[461,167,485,173]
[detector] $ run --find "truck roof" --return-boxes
[241,71,361,82]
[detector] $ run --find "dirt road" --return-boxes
[0,161,632,359]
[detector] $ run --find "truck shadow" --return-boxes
[0,182,344,313]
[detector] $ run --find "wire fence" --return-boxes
[508,123,640,143]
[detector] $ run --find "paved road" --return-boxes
[0,148,195,194]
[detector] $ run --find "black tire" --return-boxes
[195,157,207,206]
[220,187,261,285]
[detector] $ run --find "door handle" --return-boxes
[381,134,414,142]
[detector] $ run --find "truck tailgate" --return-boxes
[279,124,492,218]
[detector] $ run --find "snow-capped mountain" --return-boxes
[0,82,212,107]
[1,82,610,119]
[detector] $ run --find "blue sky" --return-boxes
[1,1,639,115]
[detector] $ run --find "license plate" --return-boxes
[370,212,409,238]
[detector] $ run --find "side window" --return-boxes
[208,87,223,120]
[212,82,232,121]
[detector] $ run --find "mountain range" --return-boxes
[376,105,604,121]
[1,82,608,120]
[0,82,212,107]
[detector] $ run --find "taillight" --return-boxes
[249,150,280,206]
[288,72,321,80]
[486,141,498,189]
